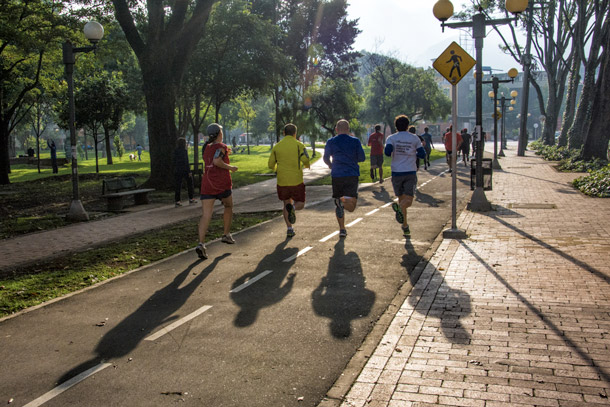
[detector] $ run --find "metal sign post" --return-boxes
[434,42,471,240]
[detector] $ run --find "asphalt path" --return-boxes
[0,159,473,407]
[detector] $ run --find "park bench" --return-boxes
[101,177,155,211]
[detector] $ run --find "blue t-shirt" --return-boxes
[323,133,366,177]
[421,133,433,150]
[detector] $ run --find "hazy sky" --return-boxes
[346,0,523,72]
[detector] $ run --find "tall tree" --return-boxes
[112,0,219,188]
[566,0,610,151]
[581,29,610,160]
[0,0,70,184]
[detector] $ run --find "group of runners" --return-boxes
[193,115,426,260]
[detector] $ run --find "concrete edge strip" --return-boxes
[23,362,112,407]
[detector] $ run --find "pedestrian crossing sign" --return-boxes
[433,42,476,85]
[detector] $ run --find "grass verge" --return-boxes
[0,211,280,318]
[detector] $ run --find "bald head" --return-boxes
[335,119,350,134]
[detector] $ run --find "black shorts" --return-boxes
[331,176,359,199]
[200,189,232,200]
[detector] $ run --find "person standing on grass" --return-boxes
[367,124,384,182]
[268,123,310,238]
[420,127,434,169]
[174,137,196,207]
[323,119,366,238]
[47,139,58,174]
[384,115,426,238]
[195,123,238,260]
[135,144,143,161]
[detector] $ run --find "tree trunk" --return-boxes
[568,66,597,149]
[559,53,581,147]
[104,126,113,165]
[141,63,178,189]
[581,33,610,161]
[0,122,10,184]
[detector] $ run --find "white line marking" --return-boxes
[381,202,393,208]
[283,246,313,263]
[145,305,212,341]
[24,363,112,407]
[229,270,273,293]
[346,218,363,227]
[365,208,379,216]
[320,231,339,242]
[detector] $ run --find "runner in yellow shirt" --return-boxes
[268,123,310,238]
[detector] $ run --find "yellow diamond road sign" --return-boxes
[433,42,476,85]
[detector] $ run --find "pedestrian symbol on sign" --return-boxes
[433,42,475,85]
[447,50,462,80]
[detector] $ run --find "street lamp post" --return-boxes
[63,21,104,222]
[433,0,527,211]
[484,69,518,166]
[498,90,518,153]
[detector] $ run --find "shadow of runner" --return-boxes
[415,190,444,207]
[57,254,229,385]
[407,262,472,345]
[230,240,298,327]
[371,186,391,203]
[312,240,375,339]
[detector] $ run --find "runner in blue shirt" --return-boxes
[323,119,366,238]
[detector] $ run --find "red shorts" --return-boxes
[277,183,306,202]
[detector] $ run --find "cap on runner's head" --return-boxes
[207,123,223,137]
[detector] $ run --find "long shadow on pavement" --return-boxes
[230,240,298,327]
[407,260,472,345]
[58,254,229,385]
[459,240,610,383]
[312,239,375,339]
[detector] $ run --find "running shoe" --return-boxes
[175,201,182,207]
[286,228,296,238]
[402,225,411,237]
[334,198,344,219]
[286,203,296,224]
[339,229,347,238]
[391,202,404,224]
[189,199,197,205]
[195,243,208,259]
[221,234,235,244]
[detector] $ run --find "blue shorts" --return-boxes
[201,189,232,200]
[331,176,359,199]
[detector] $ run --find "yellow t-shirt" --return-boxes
[268,136,310,186]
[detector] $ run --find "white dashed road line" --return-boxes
[145,305,213,341]
[23,363,112,407]
[346,218,363,227]
[283,246,313,263]
[230,270,273,293]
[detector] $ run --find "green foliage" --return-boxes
[529,141,609,173]
[572,165,610,197]
[113,135,125,160]
[23,136,37,150]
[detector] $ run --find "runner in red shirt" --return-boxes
[443,126,463,173]
[195,123,238,260]
[367,124,385,182]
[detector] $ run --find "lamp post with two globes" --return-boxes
[63,21,104,222]
[433,0,528,211]
[498,91,518,153]
[484,69,518,166]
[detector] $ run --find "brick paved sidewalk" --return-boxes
[328,149,610,407]
[0,156,331,272]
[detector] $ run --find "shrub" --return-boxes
[573,165,610,197]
